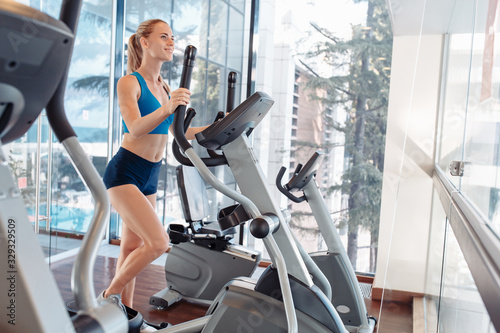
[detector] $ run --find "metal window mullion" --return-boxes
[107,0,125,240]
[434,33,449,165]
[246,0,258,98]
[46,120,52,232]
[34,114,42,234]
[203,0,211,124]
[459,0,479,191]
[108,0,125,163]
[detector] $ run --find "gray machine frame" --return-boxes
[151,70,265,310]
[0,2,128,332]
[277,152,377,332]
[190,133,347,333]
[162,73,350,331]
[150,165,261,308]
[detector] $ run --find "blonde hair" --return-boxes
[127,19,171,94]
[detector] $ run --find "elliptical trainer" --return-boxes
[276,152,377,332]
[150,72,261,309]
[0,2,128,332]
[156,44,350,332]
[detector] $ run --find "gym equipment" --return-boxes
[0,13,352,328]
[0,1,128,332]
[277,151,377,332]
[152,45,350,332]
[149,164,261,308]
[150,71,261,309]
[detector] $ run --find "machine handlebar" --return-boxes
[171,46,228,167]
[276,151,324,203]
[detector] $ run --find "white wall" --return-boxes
[373,34,444,294]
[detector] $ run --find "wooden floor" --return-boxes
[51,255,412,331]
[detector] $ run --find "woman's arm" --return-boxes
[117,75,190,138]
[185,125,210,140]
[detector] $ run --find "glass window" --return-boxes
[173,0,205,54]
[432,2,500,327]
[273,0,391,275]
[5,119,47,247]
[459,0,500,236]
[437,0,476,189]
[9,0,113,259]
[125,1,172,28]
[424,189,448,330]
[191,58,209,123]
[438,221,493,332]
[208,0,228,65]
[57,0,113,235]
[113,0,246,240]
[205,62,223,119]
[230,0,245,13]
[227,6,244,71]
[437,0,500,237]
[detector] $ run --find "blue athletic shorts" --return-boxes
[103,147,162,196]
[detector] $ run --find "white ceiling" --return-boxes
[386,0,486,36]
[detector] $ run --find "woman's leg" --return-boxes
[115,221,142,307]
[117,192,158,307]
[105,184,169,304]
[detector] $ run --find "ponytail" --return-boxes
[127,33,142,74]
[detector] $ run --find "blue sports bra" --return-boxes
[123,72,173,135]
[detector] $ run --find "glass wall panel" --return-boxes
[114,0,246,239]
[268,0,391,275]
[230,0,245,13]
[191,58,210,124]
[10,0,113,259]
[205,63,223,118]
[227,6,244,71]
[54,0,113,235]
[173,0,205,54]
[460,0,500,237]
[424,189,449,332]
[125,1,172,28]
[438,220,493,332]
[208,0,228,65]
[437,0,477,189]
[5,120,44,248]
[433,0,500,330]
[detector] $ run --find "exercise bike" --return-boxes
[276,151,377,332]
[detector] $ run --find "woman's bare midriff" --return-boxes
[121,133,168,163]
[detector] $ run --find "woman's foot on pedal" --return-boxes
[97,290,127,316]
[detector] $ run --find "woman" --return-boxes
[100,19,206,314]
